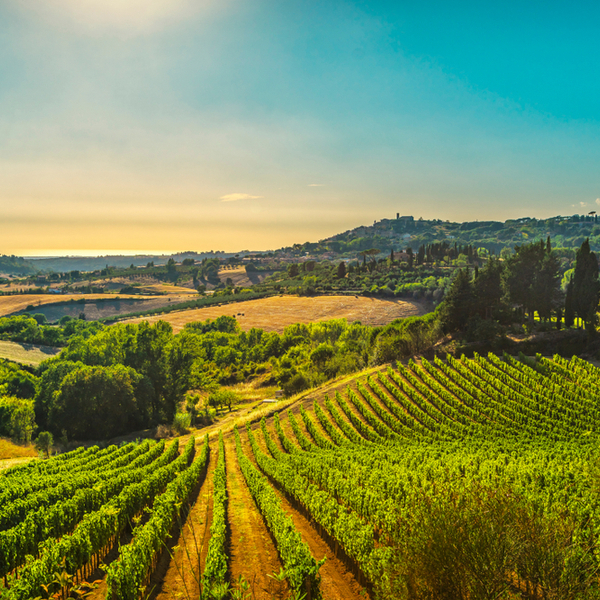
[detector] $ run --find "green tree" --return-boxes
[166,331,203,419]
[34,431,53,458]
[208,389,238,412]
[441,269,475,332]
[502,240,558,321]
[0,396,35,443]
[533,251,561,321]
[48,364,150,440]
[124,321,173,423]
[564,279,575,327]
[166,257,178,282]
[336,262,346,279]
[571,239,600,332]
[34,360,82,430]
[474,258,504,319]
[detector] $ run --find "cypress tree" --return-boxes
[441,268,475,332]
[572,239,600,332]
[564,279,575,328]
[565,279,575,327]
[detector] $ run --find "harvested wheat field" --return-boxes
[122,294,430,333]
[0,293,153,317]
[0,293,198,321]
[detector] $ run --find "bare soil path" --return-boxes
[224,437,286,599]
[238,432,370,600]
[150,445,218,600]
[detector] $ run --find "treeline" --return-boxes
[261,257,451,301]
[0,255,37,275]
[0,310,443,441]
[0,314,102,347]
[0,360,38,443]
[414,242,480,265]
[442,238,599,337]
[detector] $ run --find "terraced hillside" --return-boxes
[3,353,600,599]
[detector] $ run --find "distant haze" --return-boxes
[2,1,600,254]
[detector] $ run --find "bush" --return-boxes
[282,372,310,396]
[387,483,599,600]
[156,423,175,439]
[172,411,191,434]
[31,313,47,325]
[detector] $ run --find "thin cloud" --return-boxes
[220,193,262,202]
[308,184,325,187]
[596,198,600,206]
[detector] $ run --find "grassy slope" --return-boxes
[0,340,61,366]
[0,437,37,470]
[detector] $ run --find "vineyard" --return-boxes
[3,352,600,599]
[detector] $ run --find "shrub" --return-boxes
[282,372,310,396]
[387,483,599,600]
[156,423,175,439]
[172,411,192,434]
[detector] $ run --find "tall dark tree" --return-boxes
[502,241,558,321]
[336,261,347,279]
[571,239,600,332]
[533,252,561,321]
[474,258,504,319]
[564,279,575,328]
[441,269,476,332]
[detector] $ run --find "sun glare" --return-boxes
[24,0,217,33]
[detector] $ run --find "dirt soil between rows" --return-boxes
[239,430,371,600]
[150,445,218,600]
[223,436,287,599]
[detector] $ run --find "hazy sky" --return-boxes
[2,1,600,255]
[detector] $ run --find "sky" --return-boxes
[2,0,600,255]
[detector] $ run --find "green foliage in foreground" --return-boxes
[251,352,600,599]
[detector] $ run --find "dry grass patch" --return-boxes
[0,437,37,461]
[0,340,61,366]
[218,266,273,288]
[122,294,429,333]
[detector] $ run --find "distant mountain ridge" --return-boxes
[25,251,243,274]
[0,255,38,276]
[5,213,599,274]
[315,213,600,256]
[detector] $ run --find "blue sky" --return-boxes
[1,0,599,254]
